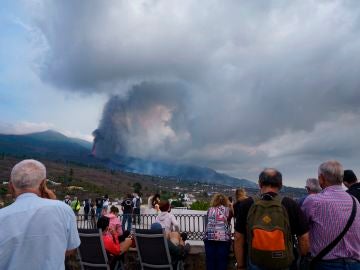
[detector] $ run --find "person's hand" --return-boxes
[40,180,56,199]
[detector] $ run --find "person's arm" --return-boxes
[298,232,310,256]
[234,232,246,269]
[40,181,56,199]
[65,249,77,256]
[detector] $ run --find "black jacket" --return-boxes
[347,182,360,202]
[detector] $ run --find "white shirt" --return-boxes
[155,212,179,233]
[0,193,80,270]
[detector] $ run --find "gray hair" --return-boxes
[10,159,46,190]
[318,160,343,185]
[306,178,322,193]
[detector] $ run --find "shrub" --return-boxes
[190,200,210,211]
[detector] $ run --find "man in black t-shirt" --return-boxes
[234,168,310,270]
[121,194,134,232]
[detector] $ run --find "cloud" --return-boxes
[0,121,54,134]
[26,0,360,185]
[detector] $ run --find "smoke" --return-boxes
[93,81,191,160]
[26,0,360,184]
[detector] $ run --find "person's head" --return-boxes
[126,193,132,198]
[110,205,119,215]
[343,169,358,188]
[235,188,248,202]
[104,194,108,199]
[159,200,171,212]
[305,178,322,194]
[318,160,343,189]
[210,193,229,207]
[10,159,47,197]
[152,194,160,205]
[97,216,110,231]
[258,168,282,191]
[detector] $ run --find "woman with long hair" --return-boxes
[204,193,232,270]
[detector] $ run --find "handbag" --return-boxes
[299,196,357,270]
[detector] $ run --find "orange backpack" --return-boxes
[247,195,294,269]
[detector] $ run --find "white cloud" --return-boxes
[0,121,54,134]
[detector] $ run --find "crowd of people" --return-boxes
[203,161,360,270]
[1,158,360,270]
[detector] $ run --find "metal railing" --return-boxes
[76,213,208,240]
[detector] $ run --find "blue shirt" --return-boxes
[0,193,81,270]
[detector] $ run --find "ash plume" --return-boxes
[92,81,190,160]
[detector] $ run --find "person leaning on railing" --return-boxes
[203,193,232,270]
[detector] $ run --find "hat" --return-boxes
[150,222,162,230]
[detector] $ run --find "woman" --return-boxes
[233,188,248,217]
[97,216,132,256]
[204,193,232,270]
[147,194,161,214]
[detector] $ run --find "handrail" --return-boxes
[76,213,209,240]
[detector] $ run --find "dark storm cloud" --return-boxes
[31,0,360,184]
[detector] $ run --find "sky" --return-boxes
[1,0,360,187]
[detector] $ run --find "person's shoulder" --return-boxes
[242,197,254,207]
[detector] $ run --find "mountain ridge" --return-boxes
[0,130,257,188]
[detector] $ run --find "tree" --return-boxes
[133,182,142,195]
[68,168,74,183]
[190,201,210,211]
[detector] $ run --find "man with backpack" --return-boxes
[132,193,142,225]
[121,194,134,232]
[234,168,309,270]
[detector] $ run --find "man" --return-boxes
[343,169,360,202]
[298,178,322,207]
[95,196,105,218]
[71,196,81,216]
[234,168,309,270]
[302,161,360,269]
[121,194,134,232]
[0,159,80,270]
[64,195,71,205]
[132,193,142,225]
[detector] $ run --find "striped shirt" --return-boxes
[302,185,360,260]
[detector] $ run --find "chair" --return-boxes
[135,228,184,270]
[77,228,123,270]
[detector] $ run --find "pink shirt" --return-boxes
[302,185,360,260]
[105,213,123,235]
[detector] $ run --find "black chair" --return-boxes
[134,228,184,270]
[77,229,123,270]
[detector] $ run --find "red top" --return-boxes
[102,232,120,255]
